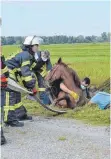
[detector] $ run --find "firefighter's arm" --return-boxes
[0,56,9,88]
[20,55,36,89]
[46,58,52,76]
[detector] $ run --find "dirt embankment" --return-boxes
[98,78,110,93]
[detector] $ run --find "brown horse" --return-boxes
[45,58,87,109]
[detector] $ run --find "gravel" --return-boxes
[1,116,110,159]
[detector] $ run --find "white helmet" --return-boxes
[23,36,41,46]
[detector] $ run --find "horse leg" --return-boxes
[56,92,68,108]
[56,92,76,109]
[65,94,77,109]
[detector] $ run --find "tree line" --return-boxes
[1,32,110,45]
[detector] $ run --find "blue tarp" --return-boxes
[90,91,110,110]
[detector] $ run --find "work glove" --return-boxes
[32,88,37,95]
[0,76,8,88]
[70,91,79,101]
[28,88,37,96]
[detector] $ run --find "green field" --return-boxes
[3,43,110,125]
[3,43,110,86]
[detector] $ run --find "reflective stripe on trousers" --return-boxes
[4,92,15,122]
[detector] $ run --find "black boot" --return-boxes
[24,115,32,120]
[1,128,6,145]
[5,120,24,127]
[20,115,32,121]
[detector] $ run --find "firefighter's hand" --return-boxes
[1,76,8,88]
[32,88,37,95]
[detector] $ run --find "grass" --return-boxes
[2,43,110,126]
[23,97,110,126]
[58,137,67,141]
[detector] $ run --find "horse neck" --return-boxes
[62,68,76,91]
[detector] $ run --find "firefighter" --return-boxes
[28,50,52,104]
[1,50,24,129]
[5,36,38,123]
[1,55,8,144]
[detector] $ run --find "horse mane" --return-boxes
[58,62,69,68]
[59,62,81,88]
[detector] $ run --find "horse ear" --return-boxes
[58,57,62,64]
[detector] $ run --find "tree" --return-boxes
[75,35,84,43]
[1,32,110,45]
[84,36,92,43]
[107,32,111,42]
[101,32,108,42]
[14,36,23,45]
[6,37,15,45]
[68,36,74,43]
[91,35,97,43]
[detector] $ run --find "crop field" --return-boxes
[2,43,110,125]
[3,43,110,86]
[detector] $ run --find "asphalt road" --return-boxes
[1,116,110,159]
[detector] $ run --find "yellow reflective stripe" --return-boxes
[4,105,15,122]
[4,92,9,121]
[40,64,47,77]
[38,88,46,91]
[4,106,15,111]
[6,92,9,106]
[42,64,46,70]
[22,61,30,67]
[8,69,16,80]
[22,76,32,82]
[41,70,47,77]
[17,68,21,71]
[14,102,23,109]
[9,68,17,73]
[4,92,9,122]
[1,66,8,74]
[31,62,36,69]
[9,73,16,80]
[44,70,50,77]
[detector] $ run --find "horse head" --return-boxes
[45,58,65,82]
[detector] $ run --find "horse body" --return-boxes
[45,58,87,108]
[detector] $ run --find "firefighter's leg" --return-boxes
[4,89,24,127]
[15,91,32,120]
[1,90,7,145]
[1,127,6,145]
[37,73,51,105]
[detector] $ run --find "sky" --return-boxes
[1,0,110,36]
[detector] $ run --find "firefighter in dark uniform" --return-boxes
[1,51,24,130]
[31,50,52,104]
[5,36,38,123]
[1,55,8,144]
